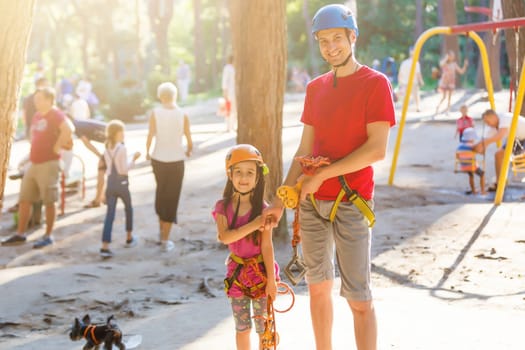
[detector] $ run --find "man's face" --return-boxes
[317,27,355,66]
[483,114,498,128]
[33,91,53,113]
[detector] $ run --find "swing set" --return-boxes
[388,12,525,205]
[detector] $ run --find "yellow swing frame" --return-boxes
[388,18,525,205]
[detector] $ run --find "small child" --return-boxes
[456,127,486,195]
[212,144,278,350]
[100,120,140,258]
[455,104,474,141]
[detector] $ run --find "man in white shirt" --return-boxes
[474,109,525,191]
[397,46,424,112]
[69,92,91,120]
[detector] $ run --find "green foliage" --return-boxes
[107,82,146,123]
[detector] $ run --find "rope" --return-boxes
[256,281,295,350]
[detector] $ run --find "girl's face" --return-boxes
[116,130,124,143]
[229,161,258,193]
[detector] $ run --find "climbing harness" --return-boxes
[276,156,329,285]
[257,281,295,350]
[223,252,267,298]
[276,155,376,285]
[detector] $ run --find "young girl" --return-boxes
[212,144,278,350]
[100,120,140,258]
[435,50,468,116]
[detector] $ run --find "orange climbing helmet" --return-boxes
[225,144,269,175]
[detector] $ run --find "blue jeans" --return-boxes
[102,175,133,243]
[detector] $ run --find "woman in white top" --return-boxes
[146,82,193,252]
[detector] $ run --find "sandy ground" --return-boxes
[1,89,524,350]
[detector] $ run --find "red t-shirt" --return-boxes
[301,66,396,200]
[456,115,474,135]
[30,108,66,164]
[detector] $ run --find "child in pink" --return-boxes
[455,104,474,141]
[212,144,278,350]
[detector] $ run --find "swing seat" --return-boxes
[454,150,479,173]
[511,152,525,178]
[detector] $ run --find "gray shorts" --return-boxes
[19,160,61,204]
[299,198,373,301]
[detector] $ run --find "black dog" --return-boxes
[69,314,125,350]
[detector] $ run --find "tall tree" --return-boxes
[148,0,175,75]
[502,0,525,115]
[193,0,206,92]
[0,0,36,210]
[415,0,424,39]
[439,0,460,84]
[472,0,502,91]
[229,0,287,236]
[303,0,318,76]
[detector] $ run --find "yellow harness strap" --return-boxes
[229,253,264,265]
[309,177,375,227]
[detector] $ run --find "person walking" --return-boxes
[397,46,424,112]
[435,50,468,116]
[146,82,193,252]
[2,87,73,248]
[264,4,395,350]
[176,60,191,103]
[212,144,277,350]
[99,120,140,258]
[222,55,237,132]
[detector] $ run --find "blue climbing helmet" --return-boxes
[311,4,359,38]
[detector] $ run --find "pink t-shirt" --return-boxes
[30,108,66,164]
[301,66,396,200]
[212,199,278,298]
[456,115,474,136]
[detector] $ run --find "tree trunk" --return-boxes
[502,1,525,115]
[475,0,502,91]
[136,0,144,80]
[415,0,424,39]
[193,0,206,92]
[475,31,502,91]
[148,0,174,75]
[229,0,287,238]
[303,0,318,76]
[439,0,460,85]
[0,1,36,210]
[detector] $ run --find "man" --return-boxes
[473,109,525,191]
[221,55,237,132]
[397,46,424,112]
[2,87,73,248]
[22,77,49,139]
[265,4,395,350]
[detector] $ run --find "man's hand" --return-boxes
[299,173,323,201]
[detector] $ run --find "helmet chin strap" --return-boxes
[331,51,353,88]
[234,189,253,196]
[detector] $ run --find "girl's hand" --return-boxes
[133,152,141,161]
[266,279,277,302]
